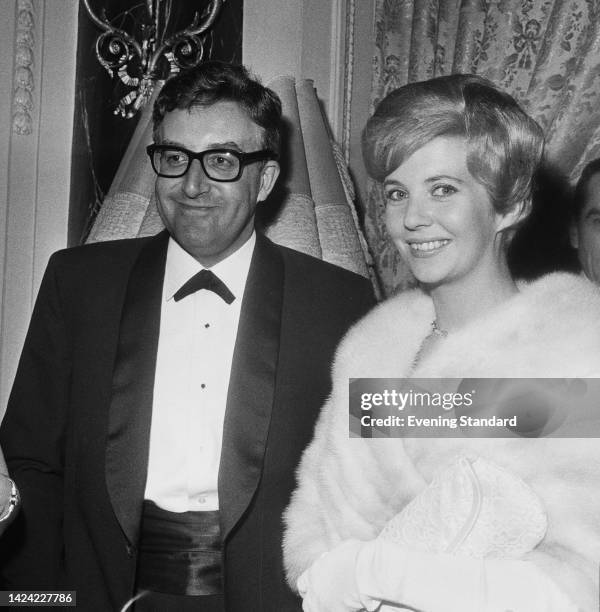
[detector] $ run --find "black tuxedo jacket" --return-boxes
[0,231,374,611]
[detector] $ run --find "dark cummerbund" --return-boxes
[136,500,223,596]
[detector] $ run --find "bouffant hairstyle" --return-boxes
[153,60,282,156]
[362,74,544,217]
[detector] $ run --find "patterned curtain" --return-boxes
[367,0,600,295]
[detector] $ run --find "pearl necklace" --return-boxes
[410,320,448,373]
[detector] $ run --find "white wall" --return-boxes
[243,0,349,144]
[243,0,375,196]
[0,1,78,412]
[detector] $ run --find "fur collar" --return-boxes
[284,273,600,608]
[333,272,600,381]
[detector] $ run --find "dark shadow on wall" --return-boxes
[508,162,580,280]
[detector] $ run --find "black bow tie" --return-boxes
[173,269,235,304]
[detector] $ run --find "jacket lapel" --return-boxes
[218,234,283,540]
[105,231,169,546]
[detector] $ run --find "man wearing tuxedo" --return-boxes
[0,61,374,611]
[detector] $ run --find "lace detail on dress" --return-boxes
[379,456,547,559]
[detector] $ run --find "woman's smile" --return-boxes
[407,239,451,255]
[384,136,504,289]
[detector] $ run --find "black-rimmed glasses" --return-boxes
[146,144,277,182]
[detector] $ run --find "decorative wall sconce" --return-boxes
[81,0,224,118]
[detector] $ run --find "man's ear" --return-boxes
[495,198,531,234]
[569,221,579,249]
[257,160,280,203]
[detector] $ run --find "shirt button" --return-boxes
[201,383,206,389]
[198,496,206,504]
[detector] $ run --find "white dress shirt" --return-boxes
[144,233,255,512]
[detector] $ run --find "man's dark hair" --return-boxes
[573,158,600,220]
[153,60,282,156]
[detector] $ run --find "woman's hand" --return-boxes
[297,540,377,612]
[297,538,580,612]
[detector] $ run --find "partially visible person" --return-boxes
[284,74,600,611]
[570,157,600,283]
[507,162,578,280]
[0,447,18,535]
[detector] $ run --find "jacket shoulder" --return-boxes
[46,234,161,274]
[50,234,157,262]
[275,242,373,289]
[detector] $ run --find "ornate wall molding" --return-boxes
[12,0,35,136]
[2,1,78,412]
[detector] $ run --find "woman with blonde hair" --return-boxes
[284,74,600,611]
